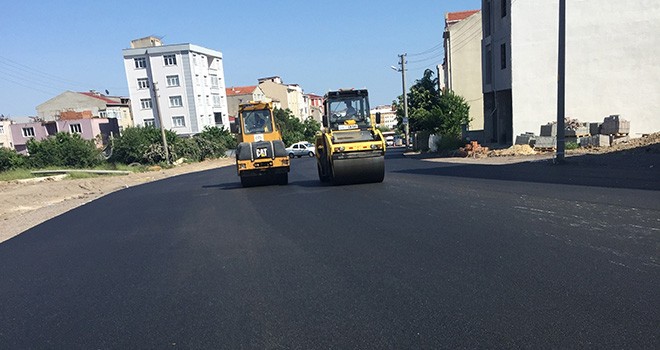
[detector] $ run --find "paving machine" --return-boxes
[235,101,289,187]
[315,89,385,185]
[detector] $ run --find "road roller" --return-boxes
[315,89,386,185]
[235,101,289,187]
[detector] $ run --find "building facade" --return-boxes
[482,0,660,144]
[225,85,267,118]
[257,76,307,121]
[0,119,14,149]
[444,10,484,141]
[122,37,230,135]
[36,91,133,132]
[10,118,119,154]
[370,105,398,130]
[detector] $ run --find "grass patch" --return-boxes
[0,168,35,181]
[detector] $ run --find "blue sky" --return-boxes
[0,0,481,117]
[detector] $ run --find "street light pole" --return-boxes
[556,0,566,163]
[152,82,170,164]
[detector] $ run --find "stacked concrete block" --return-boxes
[534,136,556,149]
[515,132,536,146]
[579,134,610,147]
[540,124,557,137]
[565,124,589,137]
[601,115,630,135]
[589,122,602,136]
[611,135,630,145]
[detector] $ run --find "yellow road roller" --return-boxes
[315,89,385,185]
[235,101,289,187]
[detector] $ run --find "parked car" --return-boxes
[286,141,316,158]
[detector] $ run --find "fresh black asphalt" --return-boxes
[1,148,658,348]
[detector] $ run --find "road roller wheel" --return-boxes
[330,156,385,185]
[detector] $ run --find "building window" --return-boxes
[500,43,507,70]
[70,123,82,133]
[144,118,155,127]
[99,111,107,118]
[134,57,146,69]
[484,0,492,37]
[169,96,183,107]
[204,75,208,87]
[137,78,149,89]
[0,125,4,134]
[140,98,153,109]
[22,127,35,137]
[164,54,177,66]
[485,45,492,84]
[172,116,186,127]
[210,74,219,88]
[214,112,223,125]
[212,94,221,107]
[167,75,180,87]
[501,0,507,17]
[193,54,198,66]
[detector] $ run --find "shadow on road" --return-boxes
[396,148,660,191]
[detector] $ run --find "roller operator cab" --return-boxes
[235,101,290,187]
[315,89,386,185]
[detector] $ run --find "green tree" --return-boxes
[302,117,321,142]
[274,108,305,146]
[393,68,471,141]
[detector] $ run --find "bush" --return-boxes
[435,136,464,151]
[565,141,579,150]
[195,126,236,159]
[110,126,177,165]
[27,132,102,168]
[0,148,26,172]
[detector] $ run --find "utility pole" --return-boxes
[556,0,566,163]
[399,53,410,149]
[152,82,170,164]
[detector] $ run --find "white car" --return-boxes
[286,142,316,158]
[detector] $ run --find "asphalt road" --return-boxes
[1,148,658,348]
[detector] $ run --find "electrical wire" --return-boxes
[407,43,443,57]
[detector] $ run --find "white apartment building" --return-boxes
[122,37,229,135]
[482,0,660,144]
[370,105,398,130]
[0,119,14,149]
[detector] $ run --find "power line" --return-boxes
[407,43,443,57]
[0,55,129,92]
[0,76,59,96]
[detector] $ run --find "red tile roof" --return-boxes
[79,92,120,105]
[446,9,479,25]
[226,85,257,96]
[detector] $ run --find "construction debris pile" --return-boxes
[515,115,631,151]
[456,141,489,158]
[489,144,536,157]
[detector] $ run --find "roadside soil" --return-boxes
[0,158,234,243]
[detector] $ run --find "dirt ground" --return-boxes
[1,133,658,243]
[0,158,234,243]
